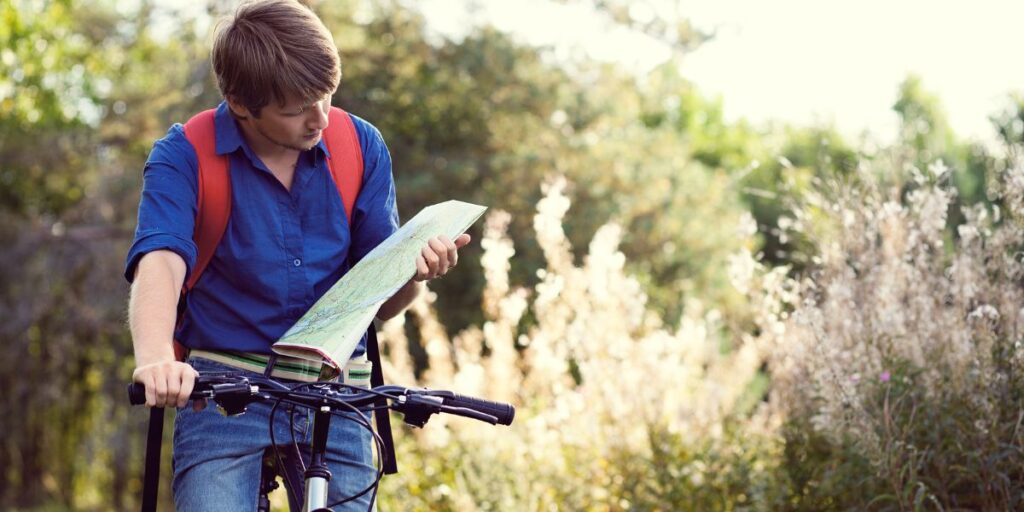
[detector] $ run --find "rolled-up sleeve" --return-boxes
[124,125,200,283]
[349,115,400,262]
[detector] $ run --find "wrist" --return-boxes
[134,341,178,368]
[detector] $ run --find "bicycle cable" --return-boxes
[265,382,386,511]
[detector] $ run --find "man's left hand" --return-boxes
[414,234,470,281]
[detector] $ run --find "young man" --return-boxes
[124,1,466,509]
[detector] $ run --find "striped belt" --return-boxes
[190,349,372,386]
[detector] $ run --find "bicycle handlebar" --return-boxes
[127,374,515,427]
[412,390,516,425]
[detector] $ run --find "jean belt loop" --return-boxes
[263,354,278,378]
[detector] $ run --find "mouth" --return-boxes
[303,131,321,140]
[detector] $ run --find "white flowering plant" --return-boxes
[378,177,786,511]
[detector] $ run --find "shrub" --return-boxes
[743,159,1024,510]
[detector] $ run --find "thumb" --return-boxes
[454,233,471,248]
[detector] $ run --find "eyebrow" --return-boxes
[287,99,324,114]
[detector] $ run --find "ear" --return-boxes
[225,96,251,120]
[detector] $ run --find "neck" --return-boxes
[236,118,299,164]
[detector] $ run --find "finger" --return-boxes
[154,372,169,408]
[428,238,450,275]
[144,373,157,408]
[422,246,440,277]
[439,235,458,267]
[453,233,471,248]
[415,255,429,281]
[177,367,197,409]
[165,372,181,409]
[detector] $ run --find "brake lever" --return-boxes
[391,394,502,427]
[393,394,442,427]
[207,380,259,417]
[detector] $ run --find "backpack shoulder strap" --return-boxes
[175,109,229,362]
[322,107,363,226]
[182,109,231,292]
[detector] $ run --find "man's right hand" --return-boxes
[132,360,201,409]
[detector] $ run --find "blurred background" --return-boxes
[1,0,1022,509]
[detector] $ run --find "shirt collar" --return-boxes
[213,101,331,160]
[213,101,244,156]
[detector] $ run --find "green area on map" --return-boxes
[272,200,487,369]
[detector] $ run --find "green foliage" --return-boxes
[740,125,857,269]
[329,6,573,330]
[894,75,958,166]
[0,0,104,216]
[893,75,994,229]
[0,1,211,508]
[991,93,1024,148]
[614,424,789,511]
[778,419,884,511]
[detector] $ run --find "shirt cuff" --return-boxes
[124,232,197,284]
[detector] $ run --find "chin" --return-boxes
[285,139,319,152]
[300,135,321,150]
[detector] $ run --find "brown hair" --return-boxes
[211,0,340,117]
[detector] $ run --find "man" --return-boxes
[124,1,466,509]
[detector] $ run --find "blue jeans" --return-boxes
[172,357,377,511]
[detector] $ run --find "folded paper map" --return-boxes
[272,200,487,370]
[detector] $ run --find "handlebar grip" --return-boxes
[127,381,208,406]
[128,383,147,405]
[441,394,515,425]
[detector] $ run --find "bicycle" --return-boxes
[127,371,515,511]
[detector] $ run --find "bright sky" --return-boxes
[416,0,1024,146]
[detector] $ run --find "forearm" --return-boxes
[376,279,422,320]
[128,250,187,366]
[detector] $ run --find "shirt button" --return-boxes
[293,258,302,267]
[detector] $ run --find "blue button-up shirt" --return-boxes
[125,102,399,355]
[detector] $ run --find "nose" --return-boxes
[308,103,329,131]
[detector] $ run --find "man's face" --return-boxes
[232,94,332,153]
